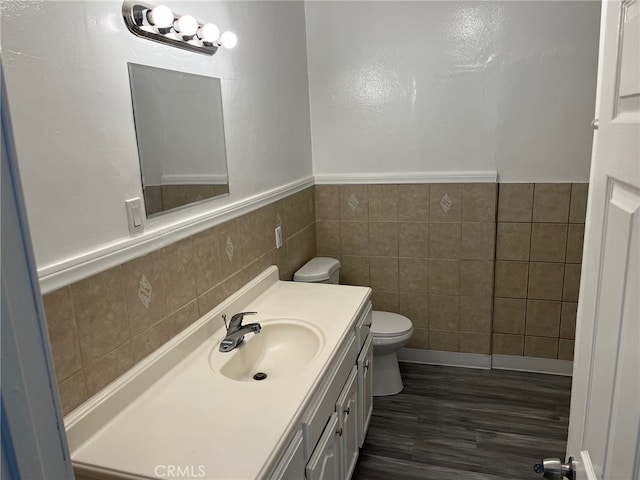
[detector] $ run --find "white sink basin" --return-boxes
[212,319,325,381]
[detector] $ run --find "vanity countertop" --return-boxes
[67,267,370,479]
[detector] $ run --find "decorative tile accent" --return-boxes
[225,236,234,262]
[138,275,152,308]
[440,193,452,213]
[348,194,359,211]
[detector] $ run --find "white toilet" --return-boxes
[294,257,413,396]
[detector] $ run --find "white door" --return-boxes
[564,0,640,479]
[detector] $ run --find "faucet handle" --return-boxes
[222,314,229,330]
[230,311,257,325]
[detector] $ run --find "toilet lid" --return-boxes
[370,311,413,337]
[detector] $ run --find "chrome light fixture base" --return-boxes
[122,0,219,56]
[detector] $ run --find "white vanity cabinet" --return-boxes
[305,413,341,480]
[357,334,373,447]
[336,368,359,479]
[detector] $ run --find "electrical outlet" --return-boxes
[275,226,283,249]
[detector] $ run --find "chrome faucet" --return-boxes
[219,311,261,352]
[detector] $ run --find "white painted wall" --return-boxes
[2,0,312,273]
[305,1,600,182]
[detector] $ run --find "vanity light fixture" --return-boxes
[122,0,237,55]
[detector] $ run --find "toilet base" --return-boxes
[372,351,404,396]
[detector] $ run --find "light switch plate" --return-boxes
[125,198,144,235]
[275,226,283,249]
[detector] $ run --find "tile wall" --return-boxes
[315,183,587,361]
[43,187,316,415]
[493,183,587,361]
[315,184,498,355]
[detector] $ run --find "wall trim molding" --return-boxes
[398,348,492,369]
[159,173,228,185]
[314,171,498,184]
[491,354,573,376]
[38,176,314,294]
[398,350,574,376]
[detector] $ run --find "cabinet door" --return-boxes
[336,368,359,479]
[357,334,373,448]
[306,414,341,480]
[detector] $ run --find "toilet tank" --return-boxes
[293,257,341,284]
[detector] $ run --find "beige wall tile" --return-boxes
[532,183,571,223]
[407,328,429,349]
[459,332,490,354]
[566,224,585,264]
[372,291,399,313]
[316,220,341,255]
[530,223,568,262]
[143,185,163,217]
[243,251,277,281]
[163,236,197,313]
[493,333,524,355]
[276,242,292,281]
[558,339,575,361]
[429,294,459,330]
[569,183,589,223]
[254,203,279,257]
[429,259,460,295]
[496,223,531,261]
[339,185,368,221]
[340,221,369,256]
[525,300,561,337]
[460,260,494,297]
[399,292,428,329]
[341,256,370,286]
[369,222,399,257]
[398,184,429,222]
[560,302,577,339]
[283,225,316,278]
[462,184,497,223]
[494,261,529,298]
[43,287,82,382]
[429,330,459,352]
[315,185,340,220]
[493,297,526,335]
[461,223,495,261]
[191,228,222,297]
[198,280,229,317]
[121,251,167,336]
[459,296,492,333]
[57,371,87,416]
[399,258,429,293]
[430,184,462,223]
[161,184,215,211]
[524,336,558,359]
[368,185,398,221]
[370,257,399,292]
[429,223,461,259]
[285,187,315,238]
[398,222,429,258]
[497,184,534,223]
[563,264,581,302]
[84,342,134,397]
[528,262,564,300]
[72,267,128,365]
[236,209,260,267]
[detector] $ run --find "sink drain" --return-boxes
[253,372,268,381]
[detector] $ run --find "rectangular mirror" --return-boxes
[128,63,229,217]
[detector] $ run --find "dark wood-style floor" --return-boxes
[353,363,572,480]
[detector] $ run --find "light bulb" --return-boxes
[147,5,173,29]
[220,31,238,49]
[174,15,198,37]
[197,23,220,44]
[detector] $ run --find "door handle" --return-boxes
[534,456,576,480]
[591,118,599,130]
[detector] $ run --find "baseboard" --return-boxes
[314,171,498,184]
[398,348,492,369]
[491,354,573,376]
[398,349,573,376]
[38,177,314,294]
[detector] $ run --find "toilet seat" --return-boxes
[371,311,413,338]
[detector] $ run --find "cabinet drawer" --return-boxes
[302,335,357,460]
[355,301,372,352]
